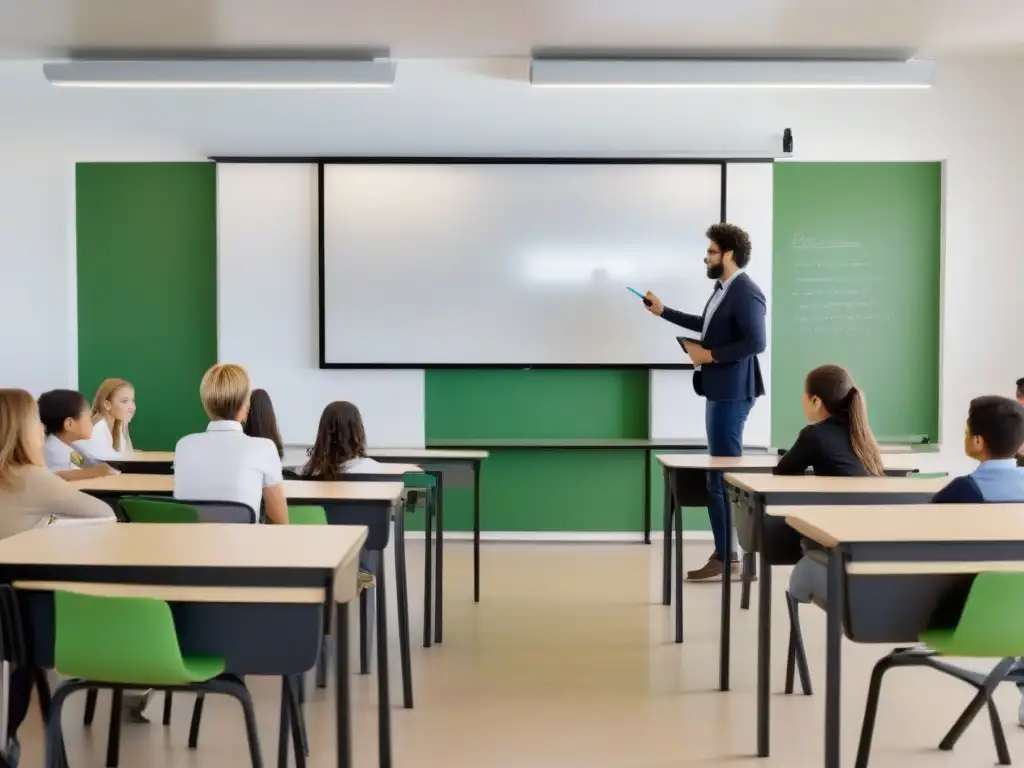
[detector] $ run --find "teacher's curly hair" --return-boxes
[706,223,752,268]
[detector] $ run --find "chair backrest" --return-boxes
[286,505,327,525]
[119,496,255,524]
[946,572,1024,657]
[119,497,200,524]
[54,590,196,685]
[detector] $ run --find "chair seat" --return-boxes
[180,656,227,683]
[918,629,956,655]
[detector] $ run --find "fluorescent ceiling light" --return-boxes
[43,59,396,89]
[530,58,935,89]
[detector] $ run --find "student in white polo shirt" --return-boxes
[37,389,115,481]
[174,363,288,524]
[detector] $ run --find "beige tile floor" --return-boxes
[16,541,1021,766]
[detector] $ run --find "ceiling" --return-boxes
[1,0,1023,59]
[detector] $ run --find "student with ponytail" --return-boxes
[774,364,883,605]
[773,364,883,478]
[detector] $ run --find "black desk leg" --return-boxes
[423,485,433,649]
[433,469,445,645]
[661,469,673,606]
[278,677,291,768]
[394,502,414,709]
[740,552,755,611]
[376,557,393,768]
[824,549,842,768]
[674,481,684,644]
[473,461,481,603]
[643,450,652,544]
[756,555,772,757]
[334,602,352,768]
[719,496,732,692]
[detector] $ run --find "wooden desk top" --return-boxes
[426,437,706,450]
[724,474,948,495]
[71,474,404,502]
[116,451,175,462]
[283,463,422,476]
[0,523,366,571]
[13,580,327,604]
[369,447,489,460]
[784,504,1024,549]
[661,454,924,472]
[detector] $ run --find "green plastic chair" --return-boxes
[909,471,950,480]
[119,497,200,524]
[47,590,273,768]
[285,505,327,525]
[856,572,1024,767]
[55,591,223,685]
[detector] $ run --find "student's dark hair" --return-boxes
[1016,378,1024,399]
[805,364,884,476]
[36,389,89,437]
[706,222,752,269]
[243,389,284,458]
[967,395,1024,459]
[301,401,367,480]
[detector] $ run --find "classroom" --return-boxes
[2,3,1024,767]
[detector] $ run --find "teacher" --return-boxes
[644,222,766,582]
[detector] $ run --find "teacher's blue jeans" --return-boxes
[705,398,754,560]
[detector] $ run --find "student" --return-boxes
[37,389,114,480]
[1015,379,1024,465]
[0,389,117,763]
[74,378,136,462]
[300,401,379,589]
[774,365,884,605]
[773,364,884,478]
[174,363,288,524]
[932,395,1024,503]
[300,401,382,478]
[243,388,284,459]
[929,395,1024,724]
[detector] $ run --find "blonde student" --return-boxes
[37,389,115,481]
[75,377,136,461]
[0,389,115,537]
[174,364,288,524]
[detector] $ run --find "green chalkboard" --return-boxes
[77,163,218,450]
[771,162,941,447]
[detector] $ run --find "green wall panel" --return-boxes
[405,450,646,533]
[425,369,648,440]
[76,162,217,450]
[771,162,941,447]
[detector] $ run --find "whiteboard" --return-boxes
[321,162,723,366]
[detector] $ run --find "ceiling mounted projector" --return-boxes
[529,57,935,89]
[42,58,397,89]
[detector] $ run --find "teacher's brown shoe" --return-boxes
[686,557,740,582]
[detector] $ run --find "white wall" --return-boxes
[2,56,1023,460]
[216,163,425,446]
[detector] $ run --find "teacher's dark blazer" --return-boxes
[661,272,767,401]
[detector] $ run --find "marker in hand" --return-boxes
[627,286,653,307]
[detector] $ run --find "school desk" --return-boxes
[783,504,1024,768]
[70,474,410,727]
[653,454,925,644]
[114,446,490,645]
[723,474,950,757]
[0,523,372,768]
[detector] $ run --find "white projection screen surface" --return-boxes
[321,162,724,366]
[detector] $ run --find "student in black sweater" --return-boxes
[775,364,884,604]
